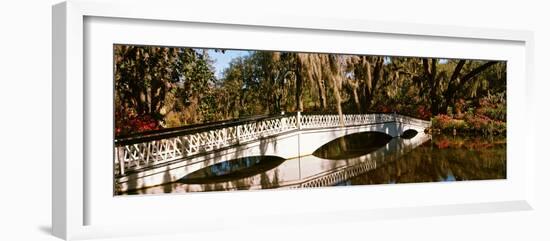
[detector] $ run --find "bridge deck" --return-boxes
[114,113,430,177]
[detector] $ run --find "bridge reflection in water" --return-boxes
[122,130,433,195]
[115,113,431,193]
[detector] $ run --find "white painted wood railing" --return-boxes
[114,113,427,176]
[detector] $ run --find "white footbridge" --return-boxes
[115,112,431,192]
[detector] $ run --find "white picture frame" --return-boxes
[52,0,535,240]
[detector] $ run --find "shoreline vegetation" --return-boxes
[429,92,506,136]
[429,134,506,150]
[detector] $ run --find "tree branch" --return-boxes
[460,61,498,85]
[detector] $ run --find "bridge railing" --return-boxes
[394,115,431,127]
[114,115,299,176]
[299,113,396,129]
[114,113,427,176]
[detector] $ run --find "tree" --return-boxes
[442,60,498,112]
[115,45,506,136]
[340,55,387,113]
[114,46,216,135]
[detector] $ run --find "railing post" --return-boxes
[296,111,302,130]
[281,112,287,131]
[236,125,241,142]
[116,146,125,175]
[120,161,124,175]
[393,111,400,137]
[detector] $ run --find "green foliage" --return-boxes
[432,112,506,135]
[114,46,216,135]
[114,45,507,137]
[477,92,506,121]
[432,115,467,131]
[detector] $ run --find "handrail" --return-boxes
[115,112,429,146]
[115,113,292,146]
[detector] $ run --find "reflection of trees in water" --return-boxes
[125,134,505,195]
[179,156,285,184]
[349,135,506,185]
[313,132,392,160]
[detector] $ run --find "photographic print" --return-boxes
[113,45,506,195]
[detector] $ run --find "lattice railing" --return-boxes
[114,113,427,176]
[298,158,378,188]
[394,115,431,126]
[115,116,298,175]
[299,113,395,129]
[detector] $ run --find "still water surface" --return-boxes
[125,132,505,195]
[345,134,506,185]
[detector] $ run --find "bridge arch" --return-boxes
[178,155,286,184]
[401,129,419,139]
[114,113,431,192]
[312,131,393,160]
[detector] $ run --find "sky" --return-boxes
[206,49,450,79]
[208,49,251,79]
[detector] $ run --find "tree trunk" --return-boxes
[362,60,373,112]
[443,61,497,112]
[352,88,361,112]
[295,71,304,112]
[363,57,383,112]
[332,77,344,127]
[317,78,327,110]
[442,60,465,111]
[423,58,440,115]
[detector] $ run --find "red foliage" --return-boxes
[435,137,450,149]
[478,97,497,109]
[416,105,431,119]
[373,104,431,120]
[377,105,392,113]
[115,114,161,137]
[464,139,494,149]
[465,114,491,130]
[454,99,466,113]
[434,114,452,123]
